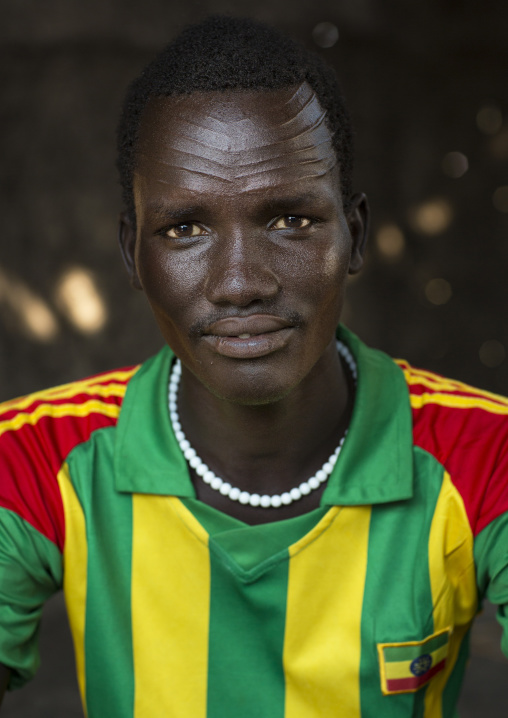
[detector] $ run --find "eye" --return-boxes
[165,223,205,239]
[270,215,313,230]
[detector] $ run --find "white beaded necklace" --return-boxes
[168,340,357,508]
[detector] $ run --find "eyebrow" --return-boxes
[259,192,333,213]
[146,202,204,222]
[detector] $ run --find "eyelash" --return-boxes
[160,215,319,239]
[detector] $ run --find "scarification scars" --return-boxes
[135,82,337,193]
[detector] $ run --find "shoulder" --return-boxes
[0,364,140,550]
[0,364,140,453]
[395,359,508,535]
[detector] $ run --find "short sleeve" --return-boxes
[474,511,508,658]
[0,507,62,689]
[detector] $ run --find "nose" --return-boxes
[204,232,280,306]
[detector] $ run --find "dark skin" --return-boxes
[0,84,367,703]
[119,82,369,525]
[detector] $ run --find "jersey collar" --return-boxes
[114,326,414,505]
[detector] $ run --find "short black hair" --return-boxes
[117,15,354,225]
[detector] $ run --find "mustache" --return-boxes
[189,308,304,337]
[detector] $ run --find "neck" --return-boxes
[176,341,354,522]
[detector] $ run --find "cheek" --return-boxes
[136,240,202,309]
[280,240,350,307]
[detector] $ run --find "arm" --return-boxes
[474,512,508,659]
[0,663,10,707]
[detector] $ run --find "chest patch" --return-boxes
[377,628,450,695]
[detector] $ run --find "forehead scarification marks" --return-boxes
[135,82,336,193]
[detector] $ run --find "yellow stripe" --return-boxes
[410,392,508,415]
[131,496,210,718]
[423,472,478,718]
[57,464,88,717]
[384,643,448,680]
[284,506,371,718]
[0,381,132,416]
[0,367,138,414]
[0,399,121,438]
[396,362,508,407]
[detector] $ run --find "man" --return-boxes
[0,15,507,717]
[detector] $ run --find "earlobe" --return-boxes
[346,192,369,275]
[118,212,143,290]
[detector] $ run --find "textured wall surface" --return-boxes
[1,0,507,715]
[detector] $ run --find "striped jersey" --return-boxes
[0,326,507,717]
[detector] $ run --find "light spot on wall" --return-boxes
[442,151,468,178]
[375,223,405,259]
[409,199,453,235]
[476,104,503,135]
[0,268,59,341]
[424,278,452,306]
[55,267,107,333]
[479,339,505,368]
[312,22,339,48]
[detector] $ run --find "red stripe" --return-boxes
[0,370,136,422]
[0,371,135,551]
[386,659,446,692]
[406,368,508,536]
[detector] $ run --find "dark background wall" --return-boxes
[1,0,507,715]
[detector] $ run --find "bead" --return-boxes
[168,340,356,509]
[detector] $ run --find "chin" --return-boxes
[198,362,299,407]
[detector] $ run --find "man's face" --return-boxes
[120,82,367,404]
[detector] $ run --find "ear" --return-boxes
[346,192,369,275]
[118,212,143,290]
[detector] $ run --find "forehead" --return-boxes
[134,82,337,199]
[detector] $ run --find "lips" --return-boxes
[202,314,294,359]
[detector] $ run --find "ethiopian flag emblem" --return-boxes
[377,628,450,695]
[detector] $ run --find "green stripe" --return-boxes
[206,543,288,718]
[442,629,471,715]
[0,508,62,688]
[67,427,134,718]
[383,632,448,662]
[359,447,444,716]
[474,511,508,657]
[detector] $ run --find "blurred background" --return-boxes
[0,0,506,715]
